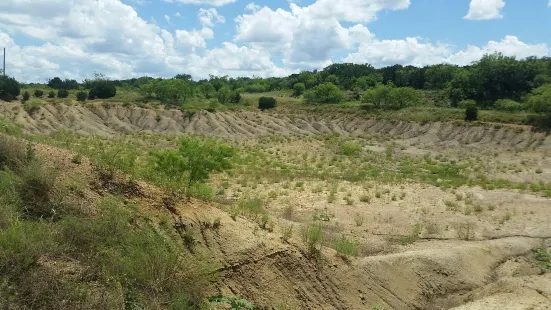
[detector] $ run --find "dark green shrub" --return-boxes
[0,76,21,101]
[57,89,69,98]
[76,91,88,102]
[47,91,55,98]
[88,81,116,99]
[258,97,277,111]
[33,89,44,98]
[22,91,30,102]
[465,103,478,121]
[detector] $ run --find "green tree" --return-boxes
[355,73,383,90]
[0,76,21,101]
[141,79,194,105]
[325,74,339,86]
[209,75,229,91]
[88,81,117,99]
[47,77,63,89]
[303,82,344,104]
[424,64,458,89]
[199,83,216,99]
[151,136,234,199]
[362,85,422,110]
[217,86,232,104]
[389,87,423,109]
[293,82,306,97]
[361,83,393,109]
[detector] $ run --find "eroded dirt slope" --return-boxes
[1,102,550,150]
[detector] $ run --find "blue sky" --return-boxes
[0,0,550,82]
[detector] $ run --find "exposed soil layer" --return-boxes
[2,102,550,151]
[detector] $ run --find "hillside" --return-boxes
[1,102,551,309]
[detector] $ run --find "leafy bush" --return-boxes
[301,220,324,253]
[362,84,423,110]
[57,89,69,98]
[47,90,55,98]
[22,91,30,102]
[304,82,344,104]
[199,83,216,99]
[258,96,277,111]
[33,89,44,98]
[139,79,194,105]
[216,86,232,104]
[88,81,117,99]
[526,84,551,113]
[0,75,21,101]
[293,82,305,97]
[76,91,88,102]
[151,136,234,198]
[495,99,523,112]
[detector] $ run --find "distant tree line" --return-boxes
[1,53,550,119]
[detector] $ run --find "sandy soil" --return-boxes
[6,102,551,309]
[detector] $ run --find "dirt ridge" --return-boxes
[1,102,550,150]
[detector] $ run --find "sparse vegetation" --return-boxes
[2,51,551,309]
[354,213,365,226]
[333,235,360,258]
[301,220,324,254]
[532,248,551,272]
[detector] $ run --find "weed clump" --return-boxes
[301,220,324,254]
[334,235,360,258]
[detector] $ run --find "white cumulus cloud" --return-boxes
[464,0,505,20]
[198,8,225,27]
[344,35,549,68]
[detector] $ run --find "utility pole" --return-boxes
[2,48,5,76]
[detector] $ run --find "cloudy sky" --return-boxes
[0,0,550,82]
